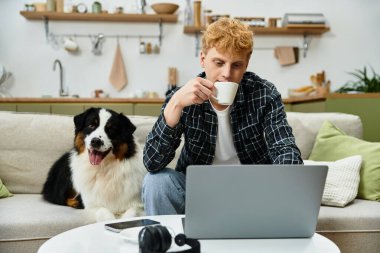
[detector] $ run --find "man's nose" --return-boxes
[221,65,232,79]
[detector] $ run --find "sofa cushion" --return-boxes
[0,112,74,194]
[310,121,380,201]
[0,194,95,241]
[0,177,12,198]
[317,199,380,232]
[304,156,362,207]
[317,199,380,253]
[286,112,363,159]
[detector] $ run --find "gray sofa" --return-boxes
[0,111,379,253]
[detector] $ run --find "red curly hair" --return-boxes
[201,17,254,57]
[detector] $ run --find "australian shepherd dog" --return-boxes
[42,107,147,221]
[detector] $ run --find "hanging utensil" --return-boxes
[91,33,105,55]
[0,64,12,97]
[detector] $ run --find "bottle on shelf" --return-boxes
[56,0,64,12]
[46,0,56,12]
[203,9,212,26]
[193,0,202,27]
[64,0,74,13]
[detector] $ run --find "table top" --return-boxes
[38,215,340,253]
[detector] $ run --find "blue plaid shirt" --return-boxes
[144,71,303,173]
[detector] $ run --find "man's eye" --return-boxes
[233,63,243,69]
[215,62,223,66]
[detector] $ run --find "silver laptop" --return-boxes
[184,165,328,239]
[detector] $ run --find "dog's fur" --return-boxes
[42,108,147,221]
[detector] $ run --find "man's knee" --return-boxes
[142,169,185,199]
[142,169,186,215]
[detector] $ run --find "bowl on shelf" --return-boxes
[150,3,179,14]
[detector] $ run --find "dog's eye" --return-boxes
[88,119,98,129]
[105,123,115,131]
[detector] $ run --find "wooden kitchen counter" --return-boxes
[2,96,327,104]
[282,94,326,104]
[0,97,166,104]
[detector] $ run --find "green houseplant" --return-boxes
[335,66,380,93]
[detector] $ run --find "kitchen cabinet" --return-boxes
[0,98,164,116]
[17,103,51,113]
[134,103,162,116]
[51,104,84,115]
[83,104,134,116]
[325,93,380,142]
[291,101,325,112]
[284,93,380,142]
[283,95,326,112]
[0,103,17,112]
[2,94,379,140]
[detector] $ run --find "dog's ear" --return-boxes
[73,108,97,134]
[118,113,136,136]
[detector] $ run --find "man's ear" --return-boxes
[200,50,206,68]
[245,51,252,68]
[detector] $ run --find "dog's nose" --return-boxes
[91,137,103,149]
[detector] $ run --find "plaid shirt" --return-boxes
[143,71,303,173]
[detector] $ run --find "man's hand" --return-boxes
[164,77,214,127]
[174,77,214,107]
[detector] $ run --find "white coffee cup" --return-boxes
[213,81,239,105]
[63,37,79,52]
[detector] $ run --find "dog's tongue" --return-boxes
[89,150,103,165]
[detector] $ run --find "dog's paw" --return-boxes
[122,207,144,219]
[95,208,116,222]
[121,208,137,219]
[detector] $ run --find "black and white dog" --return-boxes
[42,108,146,221]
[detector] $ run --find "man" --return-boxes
[142,18,303,215]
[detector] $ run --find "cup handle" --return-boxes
[211,94,219,101]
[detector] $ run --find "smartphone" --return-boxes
[104,219,160,233]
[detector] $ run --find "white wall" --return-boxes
[0,0,379,98]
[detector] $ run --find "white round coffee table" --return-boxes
[38,215,340,253]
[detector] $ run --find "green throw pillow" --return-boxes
[0,177,13,198]
[309,121,380,201]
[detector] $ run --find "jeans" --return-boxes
[142,168,186,215]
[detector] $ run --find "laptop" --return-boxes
[184,164,328,239]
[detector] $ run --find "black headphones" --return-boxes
[138,225,200,253]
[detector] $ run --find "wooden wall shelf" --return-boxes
[184,25,330,57]
[184,25,330,35]
[20,11,178,23]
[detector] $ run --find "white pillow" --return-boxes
[304,155,362,207]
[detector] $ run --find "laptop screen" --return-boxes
[184,165,327,239]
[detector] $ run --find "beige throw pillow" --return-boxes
[304,155,362,207]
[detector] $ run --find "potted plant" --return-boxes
[335,66,380,93]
